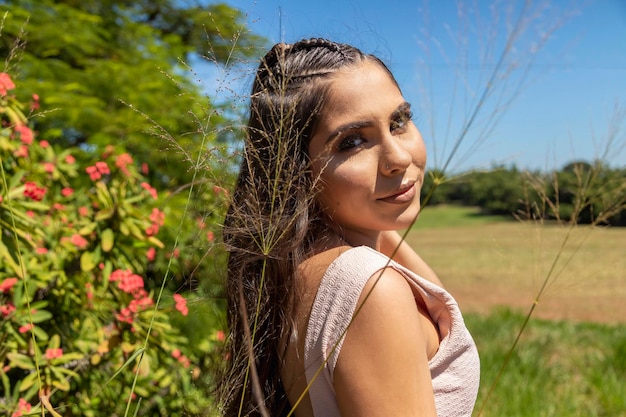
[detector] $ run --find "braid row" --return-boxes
[254,38,362,91]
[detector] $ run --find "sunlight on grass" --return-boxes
[412,205,511,229]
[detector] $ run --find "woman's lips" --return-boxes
[378,183,417,204]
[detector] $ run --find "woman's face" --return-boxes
[308,60,427,247]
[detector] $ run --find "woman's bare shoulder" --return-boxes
[298,245,353,287]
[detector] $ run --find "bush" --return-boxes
[0,73,223,416]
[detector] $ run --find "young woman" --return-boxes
[220,38,480,417]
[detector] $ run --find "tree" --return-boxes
[0,0,265,187]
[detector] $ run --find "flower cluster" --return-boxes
[171,348,190,368]
[173,293,188,316]
[11,398,31,417]
[110,269,154,325]
[45,348,63,360]
[0,72,16,96]
[85,161,110,181]
[115,153,133,175]
[145,207,165,236]
[23,181,47,201]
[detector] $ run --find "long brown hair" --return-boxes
[220,38,397,416]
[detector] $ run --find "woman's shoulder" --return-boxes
[299,245,389,290]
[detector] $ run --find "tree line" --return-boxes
[422,161,626,226]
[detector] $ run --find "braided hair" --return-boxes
[219,38,397,416]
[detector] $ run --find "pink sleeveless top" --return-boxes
[304,246,480,416]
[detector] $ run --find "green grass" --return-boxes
[468,308,626,417]
[413,205,510,229]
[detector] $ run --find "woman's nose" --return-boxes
[380,136,412,175]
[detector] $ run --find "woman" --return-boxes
[220,38,480,417]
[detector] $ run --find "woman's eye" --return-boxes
[390,110,413,133]
[337,134,364,151]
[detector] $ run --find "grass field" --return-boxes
[408,205,626,323]
[406,205,626,416]
[467,309,626,417]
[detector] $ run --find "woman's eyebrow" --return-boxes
[325,120,373,144]
[391,101,412,119]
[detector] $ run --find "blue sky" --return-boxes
[204,0,626,172]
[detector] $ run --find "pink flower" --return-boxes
[207,231,215,242]
[26,211,35,218]
[95,161,110,175]
[65,155,76,164]
[178,354,190,368]
[86,162,110,180]
[45,348,63,360]
[11,397,31,417]
[78,206,89,217]
[0,303,16,317]
[118,274,144,294]
[171,349,190,368]
[141,182,157,199]
[0,73,15,96]
[18,323,34,334]
[39,140,49,148]
[141,163,149,175]
[23,182,46,201]
[146,247,156,262]
[85,165,101,181]
[115,153,133,175]
[149,208,165,225]
[145,208,165,236]
[31,94,40,111]
[174,294,188,316]
[36,247,48,255]
[216,330,226,342]
[43,162,55,173]
[0,277,18,293]
[110,269,146,295]
[116,307,134,324]
[70,233,88,249]
[13,145,28,158]
[61,187,74,197]
[14,125,34,145]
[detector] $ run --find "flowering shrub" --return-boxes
[0,74,224,416]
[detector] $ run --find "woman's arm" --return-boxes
[378,230,444,288]
[333,267,438,416]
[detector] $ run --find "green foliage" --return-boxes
[0,73,225,416]
[0,0,265,187]
[421,164,626,226]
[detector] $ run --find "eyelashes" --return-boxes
[337,133,365,152]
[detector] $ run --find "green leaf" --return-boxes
[80,251,97,272]
[7,352,35,370]
[78,222,98,235]
[29,309,53,324]
[18,371,39,392]
[101,228,114,252]
[48,334,61,349]
[95,208,115,221]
